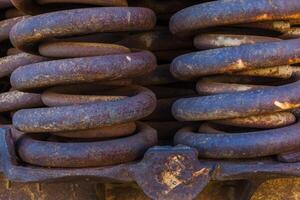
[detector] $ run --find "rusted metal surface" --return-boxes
[18,123,157,168]
[11,51,156,90]
[277,151,300,163]
[0,16,27,42]
[173,81,300,121]
[169,0,300,35]
[194,34,281,50]
[0,90,43,113]
[214,112,296,129]
[129,0,201,15]
[52,123,137,139]
[41,84,128,107]
[1,0,300,199]
[9,7,156,53]
[3,131,300,200]
[39,41,131,58]
[196,78,269,95]
[0,53,48,78]
[171,38,300,79]
[13,86,156,132]
[233,21,291,32]
[165,2,300,199]
[174,122,300,158]
[11,0,128,14]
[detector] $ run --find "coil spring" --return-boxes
[170,0,300,160]
[7,6,160,168]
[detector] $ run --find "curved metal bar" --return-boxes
[172,81,300,121]
[11,0,128,14]
[170,0,300,35]
[18,123,157,168]
[0,16,28,42]
[52,122,136,139]
[174,122,300,158]
[194,33,280,50]
[0,90,43,112]
[11,51,157,90]
[13,86,156,132]
[0,53,48,78]
[9,7,156,53]
[39,41,130,58]
[214,112,296,129]
[171,38,300,80]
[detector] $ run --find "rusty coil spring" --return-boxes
[171,0,300,159]
[0,15,47,114]
[8,7,159,168]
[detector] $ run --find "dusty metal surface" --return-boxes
[18,123,157,168]
[9,7,156,53]
[174,123,300,158]
[11,51,156,90]
[13,86,156,132]
[1,0,300,199]
[0,16,27,42]
[3,130,300,200]
[0,90,43,112]
[171,38,300,79]
[0,53,48,78]
[173,81,300,121]
[170,0,300,35]
[11,0,128,14]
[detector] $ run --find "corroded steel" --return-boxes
[0,90,43,112]
[0,53,48,78]
[196,78,269,95]
[9,7,156,53]
[171,38,300,79]
[172,81,300,121]
[170,0,300,35]
[13,86,156,132]
[52,123,137,139]
[41,84,128,107]
[174,122,300,158]
[18,123,157,168]
[39,41,130,58]
[193,33,280,50]
[11,0,128,14]
[11,51,156,90]
[278,151,300,163]
[214,112,296,129]
[3,131,300,200]
[0,16,28,42]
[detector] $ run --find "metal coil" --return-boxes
[171,0,300,160]
[18,122,157,168]
[8,6,159,168]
